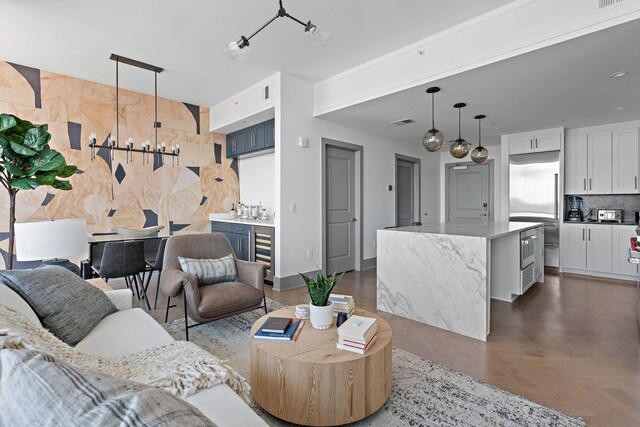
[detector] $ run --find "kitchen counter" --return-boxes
[389,221,542,240]
[209,213,274,227]
[563,220,637,226]
[377,221,544,341]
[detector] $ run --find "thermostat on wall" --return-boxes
[298,137,309,148]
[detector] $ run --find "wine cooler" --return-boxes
[252,226,274,283]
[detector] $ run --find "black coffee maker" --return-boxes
[567,196,583,222]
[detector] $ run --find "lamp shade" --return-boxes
[15,219,88,261]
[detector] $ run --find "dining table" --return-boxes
[85,229,207,279]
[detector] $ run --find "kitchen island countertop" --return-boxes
[388,221,542,240]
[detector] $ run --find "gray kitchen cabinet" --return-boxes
[212,221,250,261]
[225,119,274,159]
[245,122,265,153]
[265,119,275,148]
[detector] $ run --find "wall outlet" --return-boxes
[290,203,296,213]
[306,249,313,259]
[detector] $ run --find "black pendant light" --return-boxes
[449,103,470,159]
[471,114,489,164]
[422,87,445,152]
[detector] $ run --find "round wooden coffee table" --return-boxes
[250,307,392,426]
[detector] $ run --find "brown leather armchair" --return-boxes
[160,233,267,340]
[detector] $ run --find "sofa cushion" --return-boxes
[0,349,216,427]
[0,282,41,326]
[197,282,263,319]
[185,384,269,427]
[0,267,117,346]
[179,254,238,285]
[75,308,174,358]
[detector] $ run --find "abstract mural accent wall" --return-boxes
[0,61,238,268]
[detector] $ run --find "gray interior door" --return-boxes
[448,164,490,222]
[396,160,414,226]
[326,146,356,273]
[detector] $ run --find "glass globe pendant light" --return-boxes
[422,87,445,152]
[449,103,470,159]
[471,115,489,164]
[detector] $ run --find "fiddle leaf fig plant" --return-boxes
[0,114,77,269]
[299,270,345,307]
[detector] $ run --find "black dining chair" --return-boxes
[92,240,150,310]
[143,238,168,310]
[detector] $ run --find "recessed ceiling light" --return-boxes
[609,71,628,78]
[614,107,626,111]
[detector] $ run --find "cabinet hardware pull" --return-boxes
[583,178,586,191]
[588,229,591,241]
[582,229,585,241]
[635,176,638,190]
[535,138,538,149]
[530,139,533,150]
[589,178,592,191]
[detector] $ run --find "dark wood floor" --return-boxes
[117,269,640,426]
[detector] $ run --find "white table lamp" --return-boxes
[15,219,88,274]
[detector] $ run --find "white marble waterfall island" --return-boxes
[377,222,543,341]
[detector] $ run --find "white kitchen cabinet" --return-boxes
[612,127,640,194]
[562,223,587,270]
[586,224,612,273]
[565,134,588,194]
[587,131,612,194]
[565,131,612,194]
[508,128,562,155]
[612,226,638,276]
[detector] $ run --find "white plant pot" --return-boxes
[309,301,334,330]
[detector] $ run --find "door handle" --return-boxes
[351,218,357,222]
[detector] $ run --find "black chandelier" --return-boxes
[89,54,180,167]
[225,0,329,60]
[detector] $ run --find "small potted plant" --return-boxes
[299,270,345,330]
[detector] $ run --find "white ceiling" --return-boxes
[320,19,640,147]
[0,0,511,107]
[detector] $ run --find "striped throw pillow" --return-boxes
[178,254,238,285]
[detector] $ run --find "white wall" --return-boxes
[238,153,275,215]
[439,145,503,223]
[277,73,440,280]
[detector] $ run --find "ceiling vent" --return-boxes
[390,118,416,126]
[598,0,633,9]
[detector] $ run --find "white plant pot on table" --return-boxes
[309,301,334,330]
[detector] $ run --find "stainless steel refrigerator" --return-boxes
[509,151,560,267]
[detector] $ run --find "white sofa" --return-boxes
[0,282,268,427]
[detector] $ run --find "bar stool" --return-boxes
[92,240,150,310]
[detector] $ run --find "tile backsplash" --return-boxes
[565,195,640,221]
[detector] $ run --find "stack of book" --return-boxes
[336,315,377,354]
[329,294,355,318]
[253,317,303,341]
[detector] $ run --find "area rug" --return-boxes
[162,300,584,427]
